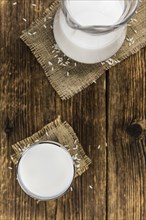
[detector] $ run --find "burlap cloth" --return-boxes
[21,1,146,99]
[11,117,91,177]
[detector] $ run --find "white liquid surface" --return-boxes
[67,0,124,26]
[18,143,74,199]
[53,0,127,63]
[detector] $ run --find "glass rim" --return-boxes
[17,141,75,201]
[61,0,139,34]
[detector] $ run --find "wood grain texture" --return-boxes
[107,50,146,220]
[0,1,145,220]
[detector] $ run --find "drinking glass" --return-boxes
[17,141,74,200]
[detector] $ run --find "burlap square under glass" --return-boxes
[11,117,91,177]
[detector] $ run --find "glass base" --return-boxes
[53,9,127,64]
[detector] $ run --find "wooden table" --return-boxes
[0,1,145,220]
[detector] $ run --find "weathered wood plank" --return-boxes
[107,49,146,220]
[0,1,107,220]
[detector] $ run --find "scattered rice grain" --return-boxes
[64,145,69,148]
[89,185,93,189]
[18,147,22,152]
[48,61,53,66]
[23,18,27,22]
[76,164,80,168]
[13,2,17,5]
[36,200,41,204]
[74,139,78,144]
[58,57,63,63]
[35,139,39,142]
[65,61,69,65]
[73,145,78,150]
[45,131,49,136]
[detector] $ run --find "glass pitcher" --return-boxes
[53,0,139,64]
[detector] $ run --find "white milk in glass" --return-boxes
[17,142,74,200]
[53,0,127,63]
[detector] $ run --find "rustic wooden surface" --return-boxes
[0,1,145,220]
